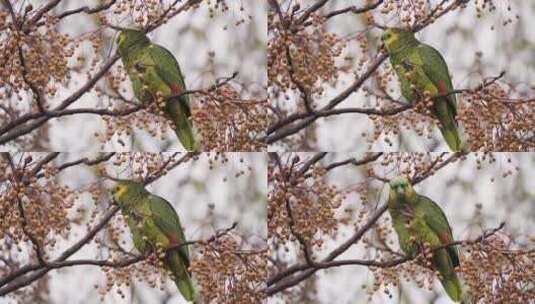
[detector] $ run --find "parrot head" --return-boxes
[388,175,416,201]
[116,29,150,56]
[112,179,145,204]
[381,28,417,53]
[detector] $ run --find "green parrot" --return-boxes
[112,180,195,301]
[382,28,462,151]
[117,29,196,151]
[387,175,462,302]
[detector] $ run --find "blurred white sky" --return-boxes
[268,152,535,304]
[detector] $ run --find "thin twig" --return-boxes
[35,153,116,179]
[319,153,383,175]
[41,0,118,24]
[305,0,384,25]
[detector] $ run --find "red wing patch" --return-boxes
[435,80,449,94]
[166,81,183,95]
[436,230,453,246]
[165,232,179,245]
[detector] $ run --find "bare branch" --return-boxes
[318,152,383,174]
[165,71,239,100]
[266,52,389,143]
[35,153,116,179]
[45,0,118,23]
[28,152,60,176]
[295,0,329,25]
[412,152,466,185]
[293,152,327,180]
[307,0,384,25]
[280,222,506,271]
[0,54,121,144]
[144,152,199,185]
[24,0,61,29]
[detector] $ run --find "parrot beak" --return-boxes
[396,186,404,195]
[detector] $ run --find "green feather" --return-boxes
[117,29,196,151]
[113,180,196,302]
[148,194,191,269]
[387,176,463,302]
[383,28,462,151]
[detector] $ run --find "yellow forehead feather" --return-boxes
[383,29,399,46]
[114,182,129,198]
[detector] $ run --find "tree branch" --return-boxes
[307,0,384,25]
[318,152,383,175]
[43,0,118,24]
[35,153,116,179]
[30,222,238,271]
[144,152,198,185]
[28,152,60,176]
[281,222,505,271]
[295,0,329,25]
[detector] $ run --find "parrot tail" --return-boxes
[440,272,463,302]
[174,273,196,302]
[165,99,196,151]
[166,249,196,302]
[173,122,196,151]
[439,126,462,152]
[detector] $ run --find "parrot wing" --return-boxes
[147,44,191,117]
[416,44,457,116]
[417,195,459,267]
[148,194,195,301]
[148,194,190,268]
